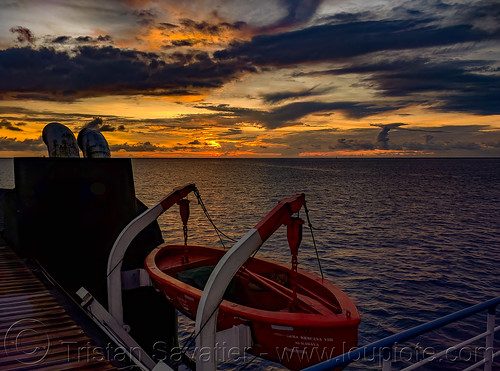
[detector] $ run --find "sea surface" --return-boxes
[1,157,499,370]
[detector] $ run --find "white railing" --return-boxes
[304,296,500,371]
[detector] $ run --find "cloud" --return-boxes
[218,128,243,136]
[51,36,72,44]
[215,17,497,65]
[0,119,24,131]
[49,35,114,45]
[133,9,157,26]
[158,22,179,29]
[171,40,195,47]
[264,101,392,127]
[197,101,394,129]
[311,56,500,116]
[371,123,407,149]
[258,0,323,32]
[424,134,434,145]
[109,141,202,153]
[9,26,35,44]
[156,18,249,49]
[191,100,391,130]
[81,117,127,132]
[0,45,255,101]
[179,18,247,35]
[260,86,332,104]
[0,136,44,151]
[375,124,500,154]
[84,117,103,130]
[99,124,118,132]
[188,139,201,145]
[110,141,168,152]
[332,137,374,151]
[322,11,374,24]
[261,124,500,156]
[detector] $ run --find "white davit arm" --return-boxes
[195,194,305,370]
[107,183,196,327]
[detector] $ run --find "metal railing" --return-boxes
[303,296,500,371]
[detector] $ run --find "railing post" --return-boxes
[484,305,496,371]
[382,346,393,371]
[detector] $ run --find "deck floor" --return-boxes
[0,246,116,370]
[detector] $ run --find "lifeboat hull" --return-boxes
[145,244,360,370]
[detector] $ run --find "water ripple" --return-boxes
[130,158,500,370]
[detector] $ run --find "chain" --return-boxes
[304,202,324,280]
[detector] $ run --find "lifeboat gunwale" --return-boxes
[145,244,360,327]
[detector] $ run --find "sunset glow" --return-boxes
[0,0,499,157]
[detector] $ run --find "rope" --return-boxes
[178,247,261,366]
[107,257,123,278]
[179,247,260,347]
[304,202,324,280]
[239,355,258,369]
[304,224,324,230]
[194,187,237,249]
[179,295,224,355]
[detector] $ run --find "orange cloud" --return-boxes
[299,149,433,157]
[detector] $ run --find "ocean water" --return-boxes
[131,158,500,370]
[1,157,499,370]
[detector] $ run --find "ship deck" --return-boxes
[0,245,116,370]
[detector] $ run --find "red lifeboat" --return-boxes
[144,188,360,370]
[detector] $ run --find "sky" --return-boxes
[0,0,499,157]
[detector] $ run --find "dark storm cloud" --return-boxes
[84,117,103,130]
[368,122,442,150]
[161,19,248,48]
[158,22,179,29]
[215,17,497,65]
[109,141,199,153]
[0,106,131,135]
[49,35,114,45]
[0,136,44,151]
[171,40,195,47]
[0,46,255,101]
[262,101,392,127]
[263,124,500,156]
[179,19,247,35]
[0,106,121,126]
[332,138,374,151]
[325,58,500,115]
[0,104,214,131]
[99,124,116,131]
[76,35,113,44]
[424,134,434,145]
[110,141,167,152]
[133,9,157,26]
[51,36,72,44]
[82,117,127,132]
[124,100,381,131]
[371,124,500,154]
[371,123,407,149]
[219,128,243,136]
[322,11,373,23]
[9,26,35,44]
[0,106,38,115]
[197,101,394,129]
[261,86,332,104]
[436,88,500,116]
[0,119,24,131]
